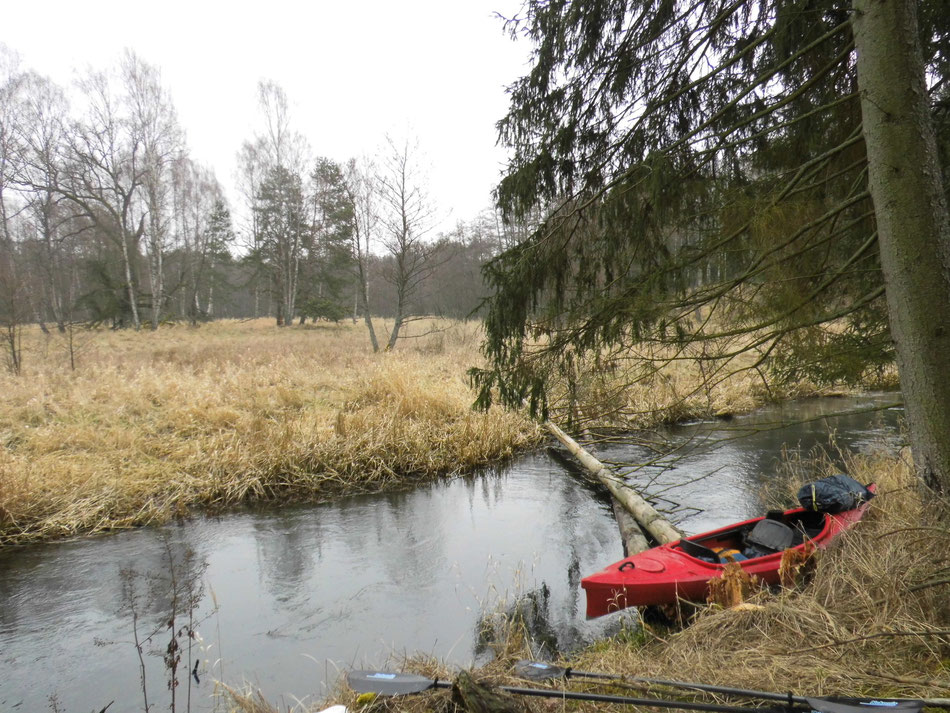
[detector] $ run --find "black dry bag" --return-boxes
[797,474,873,514]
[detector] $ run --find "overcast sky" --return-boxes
[3,0,532,231]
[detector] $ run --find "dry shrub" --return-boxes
[778,541,817,589]
[706,562,763,608]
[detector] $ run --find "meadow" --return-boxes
[0,319,541,544]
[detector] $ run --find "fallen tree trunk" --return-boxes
[550,443,650,555]
[547,429,653,555]
[611,498,651,556]
[545,421,683,546]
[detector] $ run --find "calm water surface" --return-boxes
[0,394,902,712]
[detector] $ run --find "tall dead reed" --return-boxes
[0,320,539,544]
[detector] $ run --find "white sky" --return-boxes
[2,0,532,232]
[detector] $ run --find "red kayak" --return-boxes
[581,483,876,617]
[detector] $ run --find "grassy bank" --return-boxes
[0,319,540,544]
[536,326,898,430]
[279,452,946,713]
[0,319,894,545]
[564,453,949,701]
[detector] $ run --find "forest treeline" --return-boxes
[0,48,519,370]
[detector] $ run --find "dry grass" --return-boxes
[0,317,899,545]
[543,324,898,430]
[0,319,540,544]
[0,320,900,544]
[563,452,950,704]
[239,453,948,713]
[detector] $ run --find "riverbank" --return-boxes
[0,320,539,544]
[288,452,947,713]
[0,319,889,545]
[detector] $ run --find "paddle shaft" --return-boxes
[427,680,793,713]
[349,670,950,710]
[544,668,950,709]
[564,669,807,705]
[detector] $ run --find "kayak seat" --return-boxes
[743,518,795,557]
[678,538,721,562]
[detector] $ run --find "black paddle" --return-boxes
[347,670,793,713]
[514,659,807,704]
[513,661,948,711]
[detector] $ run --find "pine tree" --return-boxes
[254,165,307,326]
[299,158,355,323]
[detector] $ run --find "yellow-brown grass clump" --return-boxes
[0,319,541,544]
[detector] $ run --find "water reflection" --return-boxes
[0,395,902,712]
[600,394,902,533]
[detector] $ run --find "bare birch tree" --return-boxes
[122,50,182,329]
[238,80,311,326]
[62,68,148,329]
[0,46,25,371]
[16,71,77,332]
[171,155,228,323]
[376,135,442,350]
[236,138,267,317]
[0,49,232,331]
[344,157,380,351]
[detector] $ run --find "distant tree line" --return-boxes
[0,48,515,371]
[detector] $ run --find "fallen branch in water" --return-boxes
[545,421,682,545]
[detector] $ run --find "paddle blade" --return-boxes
[807,698,924,713]
[514,661,568,682]
[317,706,349,713]
[347,671,437,696]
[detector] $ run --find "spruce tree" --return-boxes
[474,0,950,491]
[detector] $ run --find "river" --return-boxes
[0,393,903,712]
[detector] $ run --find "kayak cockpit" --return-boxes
[581,478,876,616]
[674,509,828,563]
